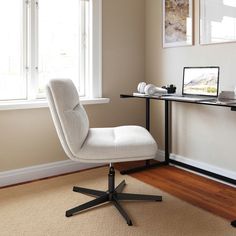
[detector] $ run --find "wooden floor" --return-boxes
[115,161,236,223]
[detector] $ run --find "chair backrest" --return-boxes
[46,79,89,160]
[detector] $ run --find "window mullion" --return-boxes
[84,0,90,98]
[90,0,102,98]
[24,0,29,98]
[27,0,38,100]
[35,0,39,98]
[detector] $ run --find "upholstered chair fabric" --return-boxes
[78,126,157,163]
[46,79,89,160]
[46,79,158,163]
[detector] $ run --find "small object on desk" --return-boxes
[136,82,168,96]
[144,84,167,95]
[216,96,236,104]
[218,91,236,100]
[137,82,147,94]
[162,84,176,94]
[218,100,236,104]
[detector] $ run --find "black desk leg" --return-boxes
[120,98,168,175]
[145,98,151,167]
[146,97,150,131]
[165,100,170,164]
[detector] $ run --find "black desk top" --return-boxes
[120,94,236,111]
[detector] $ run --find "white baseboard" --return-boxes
[1,151,235,188]
[155,150,236,184]
[0,160,103,187]
[170,153,236,180]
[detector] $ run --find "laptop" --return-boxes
[163,66,220,102]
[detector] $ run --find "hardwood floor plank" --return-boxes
[115,161,236,221]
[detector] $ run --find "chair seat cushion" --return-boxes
[77,126,158,163]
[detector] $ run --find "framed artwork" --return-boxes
[163,0,193,48]
[200,0,236,44]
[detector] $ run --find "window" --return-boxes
[0,0,102,102]
[0,0,26,100]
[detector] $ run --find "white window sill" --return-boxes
[0,97,110,111]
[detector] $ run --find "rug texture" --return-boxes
[0,167,235,236]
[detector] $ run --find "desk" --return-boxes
[120,94,236,185]
[121,94,236,227]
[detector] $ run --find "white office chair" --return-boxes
[46,79,162,226]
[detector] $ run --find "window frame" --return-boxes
[90,0,102,98]
[0,0,103,108]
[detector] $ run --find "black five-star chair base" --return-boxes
[65,166,162,226]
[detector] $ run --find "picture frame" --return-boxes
[163,0,193,48]
[200,0,236,45]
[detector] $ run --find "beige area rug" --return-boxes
[0,167,235,236]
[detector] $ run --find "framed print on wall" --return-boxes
[200,0,236,44]
[163,0,193,48]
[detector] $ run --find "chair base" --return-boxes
[65,166,162,226]
[231,220,236,227]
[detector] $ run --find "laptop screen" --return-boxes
[183,67,220,97]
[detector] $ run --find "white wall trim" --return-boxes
[2,151,234,188]
[155,150,236,185]
[170,153,236,181]
[0,160,103,187]
[0,97,110,111]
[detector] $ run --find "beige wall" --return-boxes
[146,0,236,173]
[0,0,145,172]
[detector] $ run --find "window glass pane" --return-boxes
[0,0,26,100]
[38,0,87,97]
